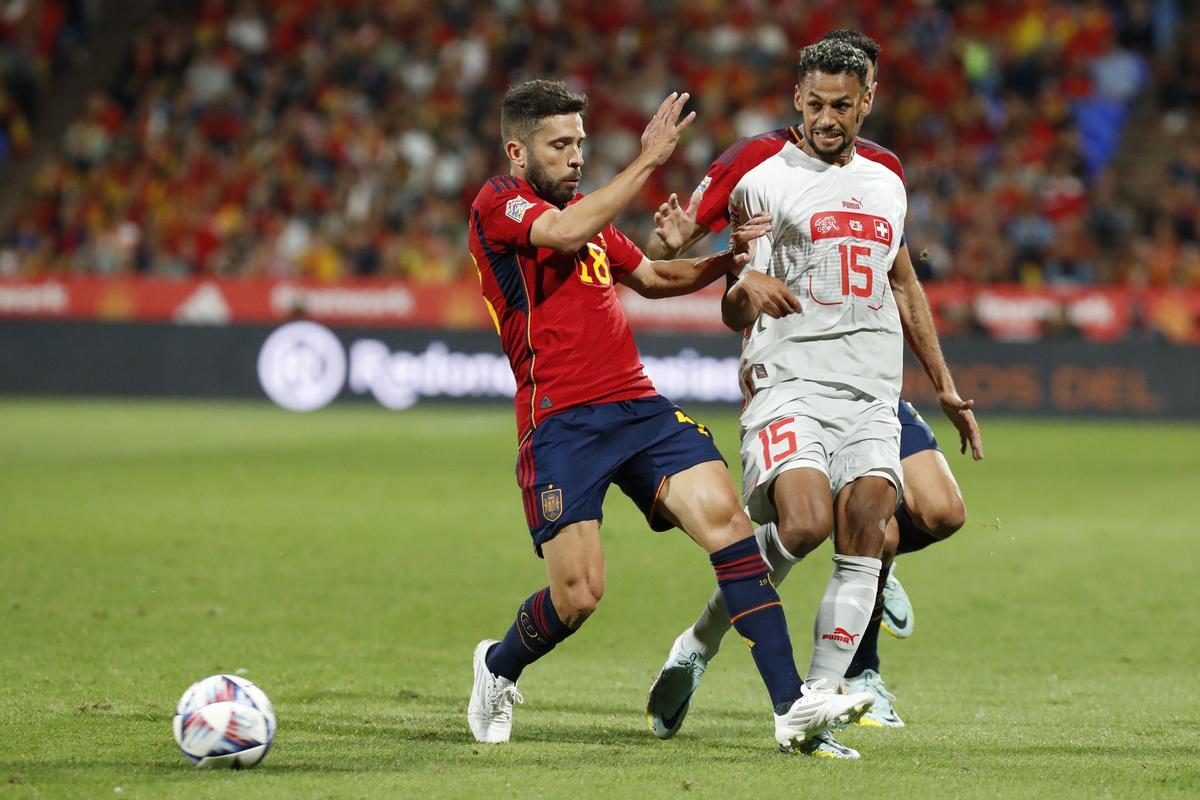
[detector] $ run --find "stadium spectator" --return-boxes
[0,0,1196,293]
[0,0,94,164]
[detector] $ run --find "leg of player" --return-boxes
[884,449,966,637]
[468,521,603,744]
[652,461,873,750]
[807,476,893,688]
[844,515,905,727]
[842,425,968,728]
[895,449,967,555]
[646,468,832,740]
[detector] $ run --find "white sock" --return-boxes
[807,553,882,686]
[683,523,804,660]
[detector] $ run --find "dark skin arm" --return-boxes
[889,243,983,459]
[720,270,803,330]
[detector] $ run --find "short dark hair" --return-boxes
[500,80,588,144]
[819,29,881,71]
[796,40,868,88]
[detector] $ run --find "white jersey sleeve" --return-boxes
[728,180,773,277]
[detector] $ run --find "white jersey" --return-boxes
[730,143,907,406]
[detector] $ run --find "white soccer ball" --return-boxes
[172,674,276,768]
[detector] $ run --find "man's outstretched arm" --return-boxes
[889,244,983,460]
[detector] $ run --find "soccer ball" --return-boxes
[172,674,276,768]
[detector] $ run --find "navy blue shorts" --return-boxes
[516,395,725,556]
[898,399,940,459]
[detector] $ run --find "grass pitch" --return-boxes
[1,400,1198,798]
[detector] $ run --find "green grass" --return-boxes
[1,400,1198,798]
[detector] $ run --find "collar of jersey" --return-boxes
[784,137,858,171]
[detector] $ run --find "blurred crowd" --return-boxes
[0,0,94,164]
[0,0,1198,289]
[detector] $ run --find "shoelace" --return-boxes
[487,684,524,719]
[806,677,835,695]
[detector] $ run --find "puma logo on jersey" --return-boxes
[842,196,863,210]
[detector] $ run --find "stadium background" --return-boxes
[0,0,1198,416]
[1,2,1198,798]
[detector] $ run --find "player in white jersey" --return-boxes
[647,40,982,760]
[645,30,983,746]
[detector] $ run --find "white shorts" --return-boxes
[739,379,902,525]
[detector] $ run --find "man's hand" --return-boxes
[639,92,696,167]
[652,187,704,254]
[938,391,984,460]
[731,270,802,319]
[729,211,772,268]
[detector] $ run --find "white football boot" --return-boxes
[467,639,523,744]
[881,567,915,639]
[646,632,708,739]
[844,668,905,728]
[774,678,874,753]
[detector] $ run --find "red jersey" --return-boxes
[468,175,657,442]
[694,128,907,234]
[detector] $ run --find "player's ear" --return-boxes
[505,139,526,169]
[793,84,803,112]
[862,81,876,114]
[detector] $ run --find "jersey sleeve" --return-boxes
[855,139,907,187]
[475,176,557,250]
[694,133,788,234]
[729,177,773,276]
[693,159,739,234]
[603,224,646,280]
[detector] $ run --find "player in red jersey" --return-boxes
[645,31,983,744]
[466,79,874,752]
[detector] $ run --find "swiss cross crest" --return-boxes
[506,195,534,223]
[874,219,892,243]
[815,215,839,234]
[541,487,563,522]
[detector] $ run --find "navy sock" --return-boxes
[895,506,942,554]
[485,587,575,681]
[845,566,888,679]
[710,536,805,711]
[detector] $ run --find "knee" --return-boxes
[838,504,889,557]
[554,577,604,627]
[702,496,755,552]
[777,506,833,559]
[912,492,967,539]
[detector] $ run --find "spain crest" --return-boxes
[541,487,563,522]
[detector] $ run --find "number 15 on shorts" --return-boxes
[758,417,797,470]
